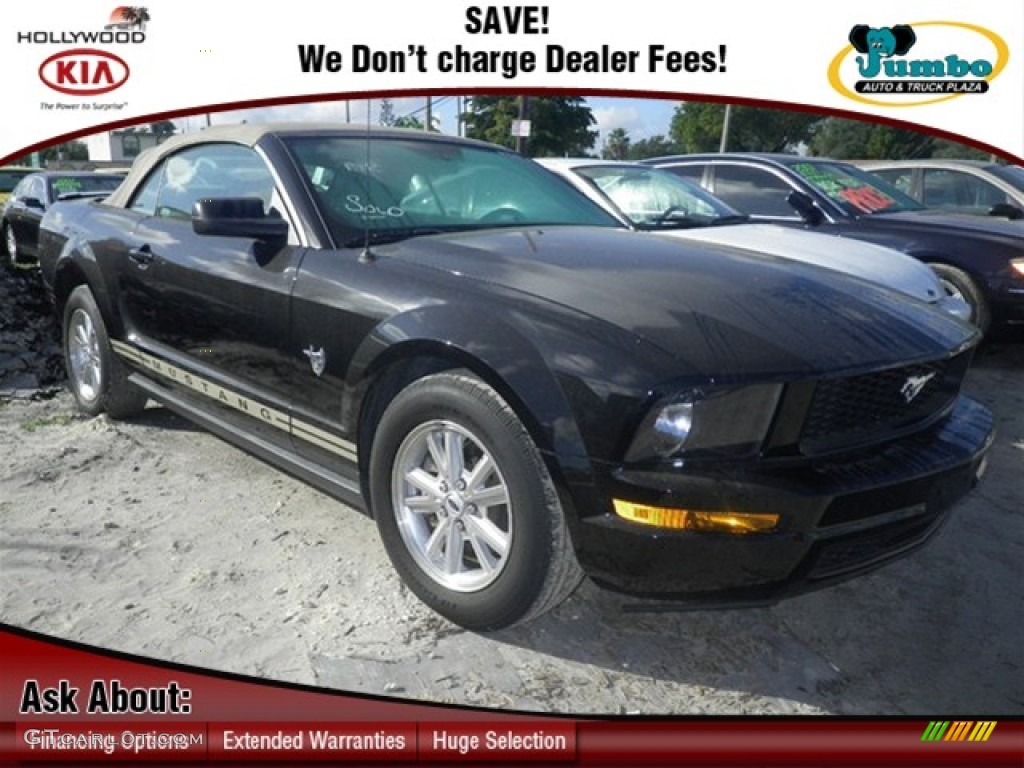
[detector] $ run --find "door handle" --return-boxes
[129,245,155,266]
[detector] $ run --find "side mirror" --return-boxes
[191,198,289,240]
[21,196,45,210]
[987,202,1023,220]
[786,190,824,226]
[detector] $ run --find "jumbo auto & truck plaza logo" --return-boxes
[18,7,149,97]
[828,21,1008,107]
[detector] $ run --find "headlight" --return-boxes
[625,384,783,462]
[1011,258,1024,278]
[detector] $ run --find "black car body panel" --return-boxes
[1,171,123,264]
[37,127,993,613]
[646,153,1024,328]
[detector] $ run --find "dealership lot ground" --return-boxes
[1,298,1021,715]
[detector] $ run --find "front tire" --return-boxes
[62,285,148,419]
[928,262,990,332]
[369,371,582,631]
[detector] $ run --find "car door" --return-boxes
[708,164,809,222]
[120,143,307,450]
[921,168,1012,215]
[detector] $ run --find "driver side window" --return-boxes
[128,144,277,222]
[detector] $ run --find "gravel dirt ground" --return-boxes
[1,269,1021,716]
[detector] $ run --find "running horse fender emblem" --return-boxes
[303,345,326,377]
[900,372,936,403]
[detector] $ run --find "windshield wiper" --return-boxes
[638,205,743,230]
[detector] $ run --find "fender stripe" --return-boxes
[110,339,357,462]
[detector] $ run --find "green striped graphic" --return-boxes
[922,721,950,741]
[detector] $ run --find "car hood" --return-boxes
[381,227,976,380]
[863,209,1024,238]
[654,224,945,305]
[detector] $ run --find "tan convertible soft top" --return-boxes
[103,123,500,209]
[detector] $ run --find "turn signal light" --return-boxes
[613,500,779,533]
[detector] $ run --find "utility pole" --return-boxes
[719,104,732,153]
[515,96,531,155]
[425,96,432,132]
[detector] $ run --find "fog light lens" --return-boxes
[613,499,779,533]
[1011,258,1024,278]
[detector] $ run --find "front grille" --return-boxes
[799,352,971,455]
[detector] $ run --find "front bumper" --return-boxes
[991,281,1024,326]
[571,395,994,602]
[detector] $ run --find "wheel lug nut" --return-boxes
[439,482,448,493]
[466,504,477,514]
[456,480,466,491]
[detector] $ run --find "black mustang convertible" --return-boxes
[38,125,993,630]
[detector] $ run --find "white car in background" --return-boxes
[538,158,972,323]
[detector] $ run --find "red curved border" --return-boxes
[37,47,130,97]
[3,88,1021,165]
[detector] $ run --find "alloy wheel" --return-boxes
[391,419,513,592]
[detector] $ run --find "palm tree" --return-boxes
[123,7,150,29]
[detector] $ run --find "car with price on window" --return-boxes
[646,153,1024,333]
[858,159,1024,221]
[38,125,993,630]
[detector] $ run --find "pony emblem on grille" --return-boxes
[900,372,936,403]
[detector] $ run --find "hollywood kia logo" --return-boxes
[828,21,1008,106]
[22,7,148,97]
[38,48,130,96]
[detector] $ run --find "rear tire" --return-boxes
[369,370,582,631]
[928,263,990,332]
[62,285,148,419]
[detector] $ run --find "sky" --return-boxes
[177,96,680,153]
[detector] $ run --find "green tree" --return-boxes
[149,120,176,137]
[601,128,631,160]
[391,114,441,132]
[464,96,597,156]
[930,138,993,161]
[393,115,424,130]
[626,135,682,160]
[669,103,820,153]
[807,117,935,159]
[10,141,89,166]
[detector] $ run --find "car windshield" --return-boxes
[48,175,123,200]
[989,164,1024,192]
[283,136,618,246]
[790,160,925,215]
[571,165,746,229]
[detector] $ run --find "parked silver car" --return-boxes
[538,158,972,322]
[859,159,1024,221]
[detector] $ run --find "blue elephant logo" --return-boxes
[849,24,917,77]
